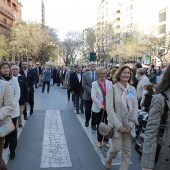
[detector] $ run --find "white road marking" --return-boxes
[3,111,30,164]
[75,111,132,165]
[40,110,72,168]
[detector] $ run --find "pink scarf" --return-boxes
[116,82,139,128]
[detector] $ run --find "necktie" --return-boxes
[92,71,94,82]
[24,69,27,77]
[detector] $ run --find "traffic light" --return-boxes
[90,52,96,61]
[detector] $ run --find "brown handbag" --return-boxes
[98,84,114,139]
[98,119,114,139]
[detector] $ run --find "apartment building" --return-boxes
[157,0,170,65]
[157,1,170,38]
[0,0,22,30]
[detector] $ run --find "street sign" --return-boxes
[90,52,96,61]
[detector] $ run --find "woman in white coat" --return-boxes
[0,62,20,160]
[91,67,112,148]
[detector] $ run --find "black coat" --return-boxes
[19,69,35,92]
[149,74,157,85]
[61,70,67,80]
[18,75,29,105]
[34,67,39,82]
[70,72,83,94]
[142,94,153,112]
[38,66,43,75]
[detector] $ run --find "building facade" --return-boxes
[94,0,170,65]
[0,0,22,30]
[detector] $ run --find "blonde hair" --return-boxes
[113,65,132,84]
[96,67,106,77]
[110,68,117,80]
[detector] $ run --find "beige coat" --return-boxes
[0,79,14,121]
[8,77,20,119]
[106,83,138,138]
[142,89,170,170]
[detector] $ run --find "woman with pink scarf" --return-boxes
[105,65,138,170]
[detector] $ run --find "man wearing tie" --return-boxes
[70,65,83,114]
[82,61,98,130]
[19,62,35,119]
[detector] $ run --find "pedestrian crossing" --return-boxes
[40,110,122,168]
[3,109,132,169]
[40,110,72,168]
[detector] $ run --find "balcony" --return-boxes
[0,18,12,29]
[0,6,15,20]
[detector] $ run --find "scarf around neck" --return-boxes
[116,82,138,127]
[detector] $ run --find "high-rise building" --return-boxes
[96,0,163,35]
[0,0,22,30]
[42,0,45,25]
[157,1,170,38]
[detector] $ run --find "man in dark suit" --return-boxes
[11,65,29,127]
[61,67,67,88]
[34,65,39,88]
[19,62,35,119]
[56,67,61,86]
[38,64,43,86]
[82,61,98,130]
[70,65,84,114]
[65,64,75,101]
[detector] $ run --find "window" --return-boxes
[3,18,7,24]
[159,12,166,22]
[158,24,166,34]
[7,0,11,7]
[12,2,17,11]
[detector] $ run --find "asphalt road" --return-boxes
[6,85,142,170]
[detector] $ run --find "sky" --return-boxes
[20,0,99,40]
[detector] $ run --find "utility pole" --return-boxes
[41,0,45,26]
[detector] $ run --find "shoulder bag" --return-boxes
[98,83,114,139]
[0,116,15,138]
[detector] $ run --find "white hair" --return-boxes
[11,65,20,70]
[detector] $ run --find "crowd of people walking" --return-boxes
[0,60,169,170]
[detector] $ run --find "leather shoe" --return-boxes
[30,111,33,115]
[76,111,79,114]
[105,159,112,169]
[3,143,8,149]
[96,142,102,148]
[18,124,23,128]
[91,126,97,131]
[10,151,15,160]
[24,116,28,120]
[85,121,89,127]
